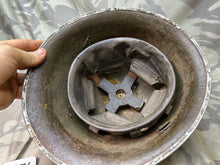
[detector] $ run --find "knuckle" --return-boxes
[30,53,37,64]
[26,52,39,66]
[0,45,15,64]
[0,44,13,56]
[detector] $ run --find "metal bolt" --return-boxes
[116,89,126,99]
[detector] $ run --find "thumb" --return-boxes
[0,45,46,85]
[15,47,47,69]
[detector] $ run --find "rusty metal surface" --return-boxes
[22,9,211,165]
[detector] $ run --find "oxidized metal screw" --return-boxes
[116,89,126,99]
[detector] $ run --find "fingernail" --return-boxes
[36,48,44,56]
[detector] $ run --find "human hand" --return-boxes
[0,39,46,110]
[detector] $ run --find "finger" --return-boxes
[0,82,15,110]
[18,48,47,69]
[16,85,23,99]
[0,45,46,69]
[0,39,43,51]
[17,73,25,85]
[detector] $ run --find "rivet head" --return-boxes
[116,89,126,99]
